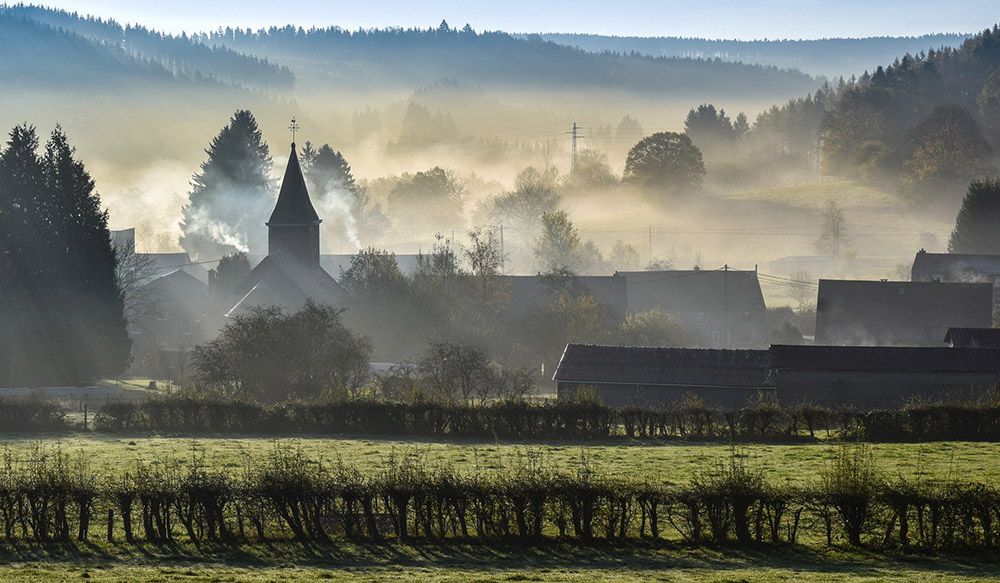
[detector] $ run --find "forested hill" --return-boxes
[532,33,970,79]
[1,5,293,91]
[2,6,819,100]
[199,23,818,98]
[0,11,180,87]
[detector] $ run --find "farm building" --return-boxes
[502,268,767,350]
[552,344,773,408]
[554,343,1000,409]
[771,344,1000,409]
[945,327,1000,348]
[617,268,768,348]
[815,279,993,346]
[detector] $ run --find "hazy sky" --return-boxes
[41,0,996,39]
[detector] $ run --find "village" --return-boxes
[113,137,1000,411]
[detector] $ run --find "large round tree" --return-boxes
[949,179,1000,254]
[623,132,706,192]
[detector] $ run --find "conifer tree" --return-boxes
[304,143,386,249]
[0,125,129,386]
[949,179,1000,254]
[42,126,130,382]
[0,125,45,387]
[179,110,273,260]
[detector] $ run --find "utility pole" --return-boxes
[723,264,729,348]
[566,122,584,175]
[831,214,840,260]
[499,224,505,273]
[648,225,653,265]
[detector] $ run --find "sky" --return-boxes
[39,0,998,39]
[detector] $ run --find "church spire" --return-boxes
[267,122,322,266]
[268,141,320,226]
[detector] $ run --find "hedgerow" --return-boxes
[88,394,1000,442]
[0,443,997,552]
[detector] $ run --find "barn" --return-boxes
[552,344,773,408]
[771,344,1000,409]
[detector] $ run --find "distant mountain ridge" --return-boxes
[530,33,971,78]
[1,4,294,91]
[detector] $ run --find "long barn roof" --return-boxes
[553,344,772,388]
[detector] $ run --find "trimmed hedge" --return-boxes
[0,444,996,552]
[93,395,1000,442]
[0,398,66,431]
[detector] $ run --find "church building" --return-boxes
[225,140,348,315]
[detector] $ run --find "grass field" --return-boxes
[2,542,1000,582]
[2,434,1000,579]
[2,432,999,485]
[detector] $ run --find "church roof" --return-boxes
[268,143,320,226]
[225,255,347,317]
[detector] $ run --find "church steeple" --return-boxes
[267,137,321,266]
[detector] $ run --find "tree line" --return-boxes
[0,442,997,552]
[0,124,130,387]
[3,5,294,91]
[200,20,817,97]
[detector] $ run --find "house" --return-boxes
[553,343,773,408]
[944,327,1000,348]
[815,279,993,346]
[771,344,1000,409]
[911,250,1000,284]
[617,268,768,348]
[911,249,1000,315]
[128,269,214,380]
[505,275,628,323]
[224,141,349,316]
[111,228,209,283]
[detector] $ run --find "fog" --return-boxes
[0,5,979,312]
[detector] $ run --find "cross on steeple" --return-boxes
[288,117,300,143]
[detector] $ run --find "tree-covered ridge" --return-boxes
[201,21,818,97]
[820,24,1000,201]
[532,33,970,78]
[0,10,178,87]
[2,4,294,90]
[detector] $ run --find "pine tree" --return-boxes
[948,179,1000,254]
[305,143,386,249]
[0,125,129,386]
[306,144,359,197]
[0,125,46,387]
[179,110,273,260]
[41,126,130,383]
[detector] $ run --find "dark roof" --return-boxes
[226,255,347,316]
[268,143,320,226]
[944,328,1000,348]
[617,270,766,314]
[911,251,1000,281]
[815,279,993,346]
[553,344,772,388]
[505,275,628,321]
[771,344,1000,373]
